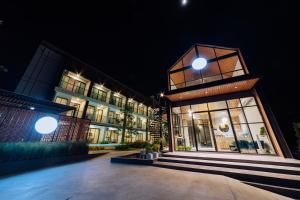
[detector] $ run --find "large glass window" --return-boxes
[171,96,275,155]
[168,45,246,91]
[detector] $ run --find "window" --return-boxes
[106,130,119,143]
[55,97,68,105]
[111,95,123,107]
[91,87,107,102]
[88,128,100,144]
[86,105,95,121]
[127,102,135,112]
[136,133,144,141]
[168,46,246,91]
[60,75,86,95]
[171,96,275,155]
[208,101,227,110]
[137,117,142,128]
[69,102,81,117]
[95,109,104,123]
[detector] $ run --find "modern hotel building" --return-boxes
[15,42,155,144]
[165,44,292,158]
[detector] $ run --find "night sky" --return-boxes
[0,1,299,146]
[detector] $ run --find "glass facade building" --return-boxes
[165,44,292,157]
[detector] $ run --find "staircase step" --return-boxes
[158,157,300,175]
[243,181,300,199]
[162,153,300,168]
[153,161,300,189]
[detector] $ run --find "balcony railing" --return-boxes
[86,113,107,123]
[107,117,123,126]
[90,93,107,103]
[110,99,125,108]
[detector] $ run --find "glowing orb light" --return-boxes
[35,116,58,134]
[192,57,207,70]
[182,0,188,6]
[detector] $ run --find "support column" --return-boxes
[121,97,128,144]
[167,104,174,152]
[81,82,94,119]
[146,106,149,141]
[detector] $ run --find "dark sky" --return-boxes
[0,1,299,143]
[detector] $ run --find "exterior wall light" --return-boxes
[192,57,207,70]
[29,106,35,110]
[188,110,193,117]
[160,92,164,97]
[35,116,58,134]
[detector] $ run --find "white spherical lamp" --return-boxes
[192,57,207,70]
[35,116,58,134]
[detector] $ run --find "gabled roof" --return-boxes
[168,44,240,72]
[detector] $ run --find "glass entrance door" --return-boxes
[192,112,215,151]
[210,110,238,152]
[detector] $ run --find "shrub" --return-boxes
[176,145,192,151]
[88,146,105,151]
[100,140,110,144]
[145,144,153,153]
[0,142,89,163]
[128,141,150,149]
[115,144,130,151]
[152,144,160,152]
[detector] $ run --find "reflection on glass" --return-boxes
[233,124,256,153]
[191,103,208,112]
[208,101,227,110]
[210,110,238,152]
[229,108,247,124]
[240,97,256,106]
[243,106,263,123]
[227,99,241,108]
[249,123,275,155]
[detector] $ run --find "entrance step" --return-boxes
[161,153,300,168]
[153,153,300,199]
[158,157,300,175]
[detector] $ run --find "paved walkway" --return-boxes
[0,151,291,200]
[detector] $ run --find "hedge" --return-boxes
[0,142,89,162]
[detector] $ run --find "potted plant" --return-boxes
[260,127,266,136]
[145,144,153,160]
[152,143,160,159]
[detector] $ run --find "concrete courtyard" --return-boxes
[0,151,290,200]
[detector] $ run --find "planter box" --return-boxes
[0,152,107,176]
[111,153,155,165]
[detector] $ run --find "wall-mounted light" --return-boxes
[160,92,164,97]
[188,110,193,117]
[35,116,58,134]
[29,106,35,110]
[182,0,188,6]
[192,57,207,70]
